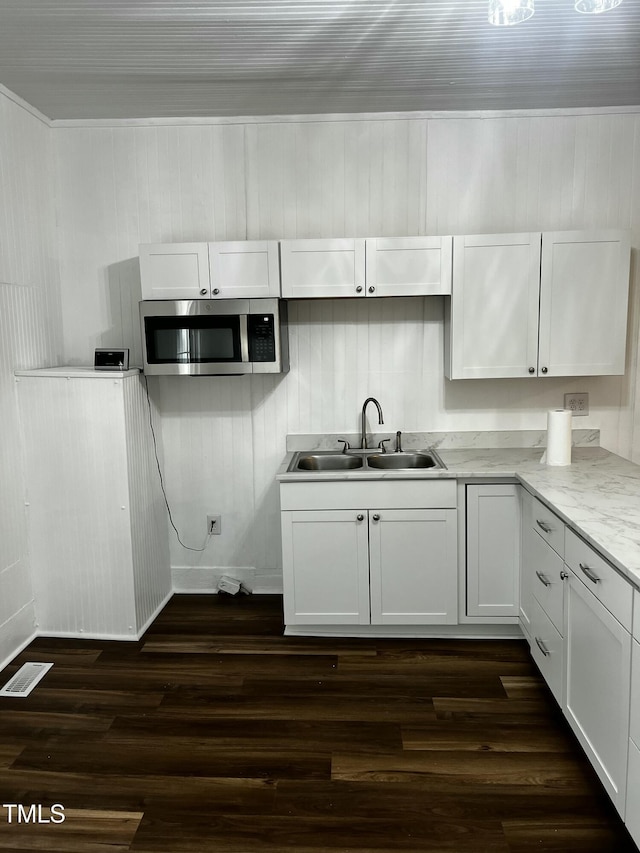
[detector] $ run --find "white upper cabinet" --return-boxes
[539,230,630,377]
[208,240,280,299]
[365,236,452,297]
[445,229,630,379]
[280,238,366,298]
[446,233,541,379]
[140,240,280,300]
[140,242,211,300]
[280,236,452,298]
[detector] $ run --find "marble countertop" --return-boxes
[277,434,640,588]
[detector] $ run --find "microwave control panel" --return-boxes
[248,314,276,362]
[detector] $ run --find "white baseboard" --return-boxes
[171,566,283,594]
[0,603,37,674]
[284,623,525,639]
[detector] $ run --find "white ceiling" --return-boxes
[0,0,639,121]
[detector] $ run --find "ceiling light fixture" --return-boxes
[488,0,534,25]
[575,0,622,12]
[489,0,622,25]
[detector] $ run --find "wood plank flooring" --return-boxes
[0,594,636,852]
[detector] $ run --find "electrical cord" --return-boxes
[143,374,212,552]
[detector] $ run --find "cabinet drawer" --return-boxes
[530,527,566,635]
[530,597,564,706]
[565,528,632,630]
[531,497,565,557]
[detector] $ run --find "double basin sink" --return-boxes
[288,449,446,473]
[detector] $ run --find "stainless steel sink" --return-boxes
[288,448,445,472]
[293,452,364,471]
[366,451,442,470]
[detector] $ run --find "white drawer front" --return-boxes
[531,496,565,558]
[530,597,564,706]
[565,528,633,631]
[530,528,566,635]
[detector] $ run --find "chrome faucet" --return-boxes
[360,397,384,449]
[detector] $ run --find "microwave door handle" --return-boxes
[239,315,250,363]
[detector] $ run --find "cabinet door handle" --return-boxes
[535,637,550,657]
[528,366,535,374]
[355,286,363,293]
[199,288,208,295]
[579,563,601,584]
[541,367,548,374]
[560,570,569,581]
[372,513,380,522]
[536,519,552,533]
[368,286,375,294]
[535,570,551,587]
[212,288,220,295]
[356,514,364,522]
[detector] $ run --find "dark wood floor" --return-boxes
[0,594,636,852]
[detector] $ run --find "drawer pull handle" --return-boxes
[560,570,569,581]
[535,637,550,657]
[579,563,601,584]
[536,519,553,533]
[535,571,551,587]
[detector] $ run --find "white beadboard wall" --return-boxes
[52,110,640,590]
[0,87,61,669]
[17,372,171,639]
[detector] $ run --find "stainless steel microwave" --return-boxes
[140,298,288,376]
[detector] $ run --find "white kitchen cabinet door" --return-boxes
[365,236,452,297]
[369,509,457,625]
[281,510,370,625]
[539,230,630,377]
[209,240,280,299]
[565,571,631,816]
[280,238,366,298]
[465,484,520,618]
[446,233,541,379]
[139,242,210,300]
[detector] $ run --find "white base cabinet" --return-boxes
[520,487,636,823]
[565,570,631,815]
[280,480,457,628]
[465,483,520,618]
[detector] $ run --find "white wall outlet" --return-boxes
[564,393,589,416]
[207,514,222,535]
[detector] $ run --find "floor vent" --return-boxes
[0,662,53,697]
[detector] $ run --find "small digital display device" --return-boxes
[94,348,130,371]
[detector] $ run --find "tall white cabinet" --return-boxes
[445,229,630,379]
[16,368,172,640]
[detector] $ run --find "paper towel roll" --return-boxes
[545,409,572,466]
